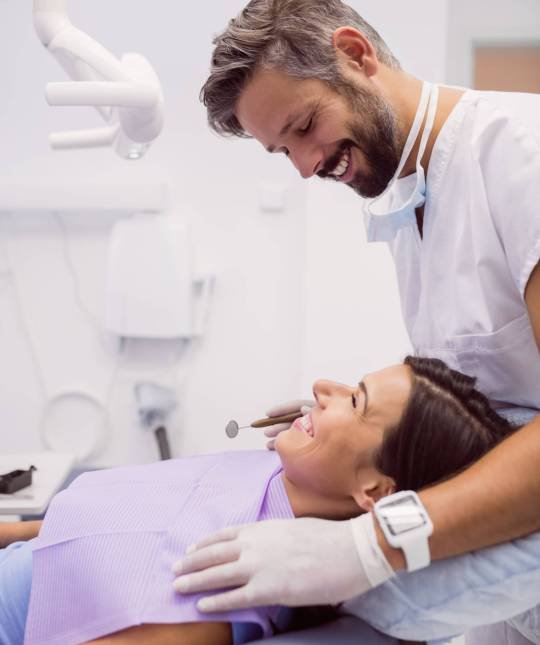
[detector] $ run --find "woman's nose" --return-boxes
[313,380,350,407]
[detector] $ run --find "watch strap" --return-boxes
[401,534,431,571]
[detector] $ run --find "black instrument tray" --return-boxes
[0,466,37,494]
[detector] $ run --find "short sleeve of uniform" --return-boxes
[474,98,540,297]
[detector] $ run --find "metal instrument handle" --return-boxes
[251,411,303,429]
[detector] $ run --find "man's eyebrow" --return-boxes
[359,381,369,416]
[265,101,318,153]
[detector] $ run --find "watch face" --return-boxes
[379,494,427,536]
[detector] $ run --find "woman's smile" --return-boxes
[292,412,315,438]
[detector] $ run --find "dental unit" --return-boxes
[33,0,164,159]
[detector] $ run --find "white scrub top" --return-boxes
[384,90,540,408]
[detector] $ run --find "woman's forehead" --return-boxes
[363,364,412,415]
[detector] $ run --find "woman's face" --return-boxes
[275,364,412,510]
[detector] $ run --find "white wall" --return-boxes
[0,1,305,466]
[0,0,458,467]
[446,0,540,87]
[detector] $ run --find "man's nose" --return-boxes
[289,145,323,179]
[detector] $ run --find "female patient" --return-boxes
[0,357,514,645]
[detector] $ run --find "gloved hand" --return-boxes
[264,399,314,450]
[172,513,395,612]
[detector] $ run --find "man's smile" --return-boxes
[328,147,351,180]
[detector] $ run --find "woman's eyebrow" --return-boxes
[359,381,369,416]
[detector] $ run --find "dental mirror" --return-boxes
[225,420,240,438]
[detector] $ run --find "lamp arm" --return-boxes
[32,0,164,159]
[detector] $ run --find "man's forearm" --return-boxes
[0,520,42,548]
[376,416,540,571]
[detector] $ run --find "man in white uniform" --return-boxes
[172,0,540,642]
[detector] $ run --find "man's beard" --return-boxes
[318,83,403,198]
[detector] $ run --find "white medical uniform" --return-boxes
[384,90,540,408]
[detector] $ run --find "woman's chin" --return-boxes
[274,430,287,455]
[274,428,300,459]
[275,426,314,457]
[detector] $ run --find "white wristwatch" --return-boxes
[373,490,433,572]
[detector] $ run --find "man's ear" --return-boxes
[332,27,378,77]
[352,475,395,512]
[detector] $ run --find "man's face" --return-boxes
[235,68,402,198]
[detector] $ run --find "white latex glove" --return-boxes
[264,399,314,450]
[172,513,395,613]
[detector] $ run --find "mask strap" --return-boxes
[414,85,439,171]
[369,82,431,208]
[393,81,432,180]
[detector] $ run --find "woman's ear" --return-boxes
[332,27,378,77]
[352,475,395,512]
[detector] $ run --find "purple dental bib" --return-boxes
[24,450,293,645]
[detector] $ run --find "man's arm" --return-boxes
[0,520,42,548]
[379,415,540,571]
[380,260,540,570]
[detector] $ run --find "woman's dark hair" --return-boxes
[376,356,516,492]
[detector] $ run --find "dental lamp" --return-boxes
[33,0,164,159]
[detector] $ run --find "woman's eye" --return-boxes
[299,117,313,135]
[351,393,357,409]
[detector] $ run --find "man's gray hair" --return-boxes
[200,0,400,138]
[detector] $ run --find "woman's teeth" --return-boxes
[329,149,350,178]
[300,414,314,437]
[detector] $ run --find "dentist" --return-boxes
[174,0,540,639]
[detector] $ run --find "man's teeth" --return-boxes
[329,149,350,178]
[300,415,314,437]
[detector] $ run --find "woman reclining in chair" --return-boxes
[0,357,517,644]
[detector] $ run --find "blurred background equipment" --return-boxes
[33,0,164,159]
[134,382,177,460]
